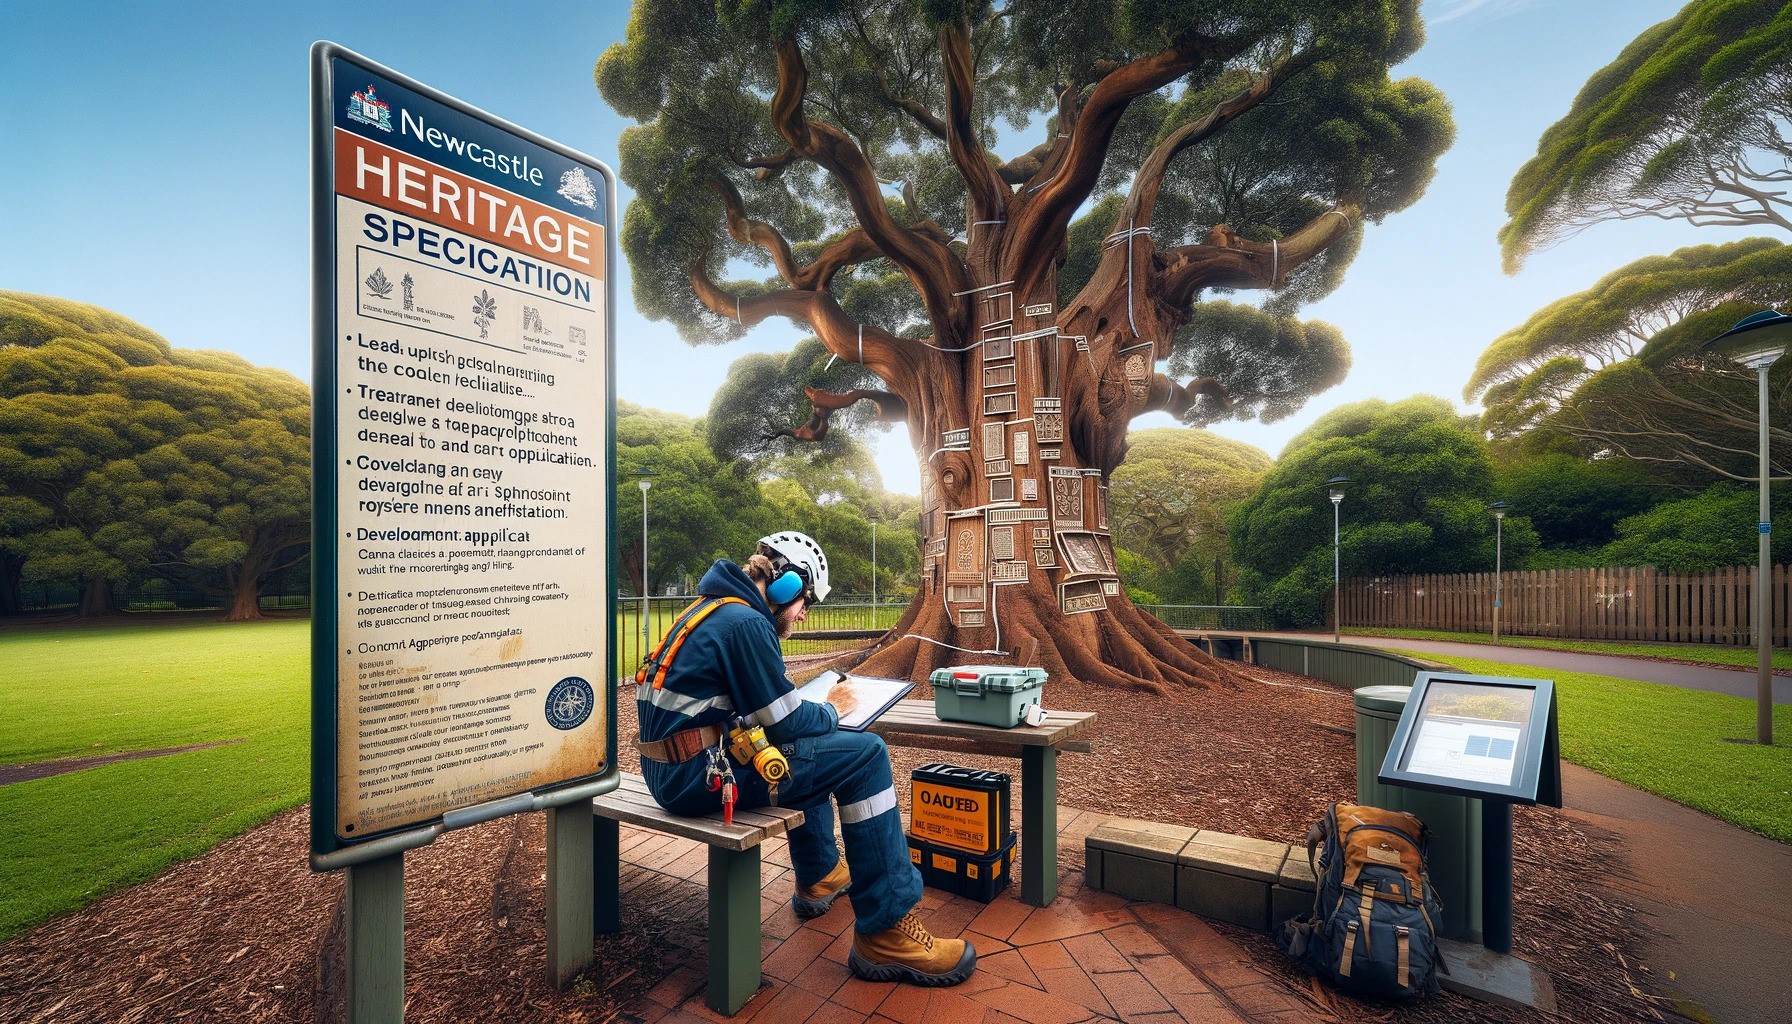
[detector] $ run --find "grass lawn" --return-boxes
[1349,625,1792,672]
[1389,648,1792,842]
[0,617,310,941]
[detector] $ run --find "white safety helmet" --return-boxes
[757,530,831,605]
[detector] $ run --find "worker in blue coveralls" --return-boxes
[634,531,976,986]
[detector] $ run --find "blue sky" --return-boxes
[1,0,1746,496]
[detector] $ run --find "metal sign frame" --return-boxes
[1378,671,1561,807]
[309,42,619,870]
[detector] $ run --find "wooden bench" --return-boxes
[592,772,805,1015]
[869,699,1097,907]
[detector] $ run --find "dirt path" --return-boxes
[0,740,243,786]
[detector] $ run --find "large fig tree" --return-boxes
[598,1,1451,690]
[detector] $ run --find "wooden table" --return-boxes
[869,700,1097,906]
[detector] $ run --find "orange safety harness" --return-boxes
[634,596,749,690]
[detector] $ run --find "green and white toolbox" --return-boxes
[928,665,1047,728]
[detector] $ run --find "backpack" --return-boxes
[1275,802,1444,1000]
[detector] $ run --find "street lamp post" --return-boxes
[1327,477,1350,644]
[1705,310,1788,746]
[870,518,878,613]
[634,467,655,656]
[1489,501,1511,642]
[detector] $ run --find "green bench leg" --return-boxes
[707,845,763,1015]
[346,853,404,1024]
[1021,746,1059,906]
[594,815,620,933]
[546,803,595,987]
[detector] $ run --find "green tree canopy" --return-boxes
[0,292,310,618]
[1600,480,1792,570]
[1108,426,1270,602]
[597,0,1452,688]
[616,401,769,594]
[1465,238,1792,441]
[1500,0,1792,271]
[1228,395,1536,625]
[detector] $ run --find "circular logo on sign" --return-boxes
[544,676,595,730]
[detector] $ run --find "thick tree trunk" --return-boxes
[223,572,266,622]
[0,554,21,617]
[843,271,1234,691]
[78,577,117,618]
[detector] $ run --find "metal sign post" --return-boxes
[310,42,619,1018]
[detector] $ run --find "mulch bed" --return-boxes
[0,658,1685,1024]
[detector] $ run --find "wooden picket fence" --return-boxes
[1338,565,1792,646]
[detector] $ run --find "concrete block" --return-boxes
[1180,830,1289,883]
[1100,850,1178,905]
[1278,847,1317,892]
[1270,885,1313,930]
[1086,818,1196,861]
[1086,846,1104,890]
[1176,863,1270,931]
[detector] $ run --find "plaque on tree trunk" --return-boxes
[1097,486,1109,529]
[1050,467,1083,527]
[987,508,1045,524]
[985,458,1012,477]
[980,290,1014,326]
[984,364,1016,388]
[943,428,970,450]
[981,421,1005,455]
[984,336,1014,361]
[1021,478,1038,501]
[990,526,1015,561]
[947,512,986,583]
[1012,431,1030,465]
[989,477,1015,503]
[1039,448,1060,460]
[1094,533,1117,572]
[1061,579,1107,615]
[1058,531,1109,577]
[990,560,1028,584]
[984,392,1018,416]
[1103,580,1121,596]
[1033,544,1056,568]
[958,610,986,626]
[946,584,986,605]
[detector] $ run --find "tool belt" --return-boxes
[636,723,726,764]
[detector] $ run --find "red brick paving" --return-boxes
[612,806,1329,1023]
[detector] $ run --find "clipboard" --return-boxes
[794,669,915,731]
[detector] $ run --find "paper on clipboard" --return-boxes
[794,669,915,731]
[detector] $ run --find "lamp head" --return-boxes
[1704,309,1790,370]
[1488,500,1511,520]
[1325,475,1350,504]
[634,466,655,493]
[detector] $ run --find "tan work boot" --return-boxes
[792,859,851,918]
[848,910,977,986]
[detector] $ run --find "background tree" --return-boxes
[616,402,770,595]
[1228,396,1537,626]
[0,292,309,619]
[1107,426,1270,604]
[598,1,1452,690]
[1500,0,1792,271]
[1600,480,1792,571]
[1490,449,1656,562]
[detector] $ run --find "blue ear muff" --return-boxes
[767,570,804,606]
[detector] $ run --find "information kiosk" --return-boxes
[1378,672,1561,955]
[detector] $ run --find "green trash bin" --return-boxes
[1353,685,1483,943]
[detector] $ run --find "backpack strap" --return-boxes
[635,596,750,689]
[1356,880,1375,959]
[1395,926,1411,989]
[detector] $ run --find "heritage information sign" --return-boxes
[1378,672,1561,806]
[310,44,616,857]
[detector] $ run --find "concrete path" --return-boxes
[1260,633,1792,704]
[1561,763,1792,1024]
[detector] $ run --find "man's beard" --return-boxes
[773,603,802,639]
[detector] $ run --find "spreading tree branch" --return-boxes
[1141,373,1232,419]
[710,176,953,290]
[1009,34,1228,264]
[769,38,971,338]
[769,386,910,443]
[1158,195,1363,306]
[689,258,916,374]
[1125,50,1321,229]
[940,18,1006,221]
